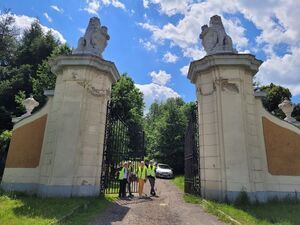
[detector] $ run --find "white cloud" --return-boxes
[111,0,126,10]
[257,47,300,96]
[142,0,192,16]
[43,13,52,23]
[163,52,178,63]
[143,0,149,8]
[83,0,125,14]
[180,65,189,76]
[150,70,171,85]
[6,13,66,43]
[139,38,156,51]
[136,69,180,110]
[50,5,64,13]
[78,28,85,34]
[135,83,180,111]
[84,0,100,15]
[139,0,300,98]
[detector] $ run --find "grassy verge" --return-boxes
[0,192,117,225]
[172,176,300,225]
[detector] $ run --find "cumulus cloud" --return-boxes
[8,13,66,43]
[50,5,64,13]
[83,0,100,15]
[257,47,300,95]
[163,52,178,63]
[139,38,156,51]
[150,70,171,85]
[83,0,125,15]
[136,69,180,111]
[140,0,300,98]
[142,0,192,16]
[78,28,86,34]
[180,65,189,76]
[43,12,52,23]
[135,83,180,111]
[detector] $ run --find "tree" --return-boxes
[260,83,292,119]
[0,13,65,131]
[32,44,71,106]
[144,98,195,174]
[0,9,17,66]
[111,74,144,127]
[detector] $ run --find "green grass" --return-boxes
[171,176,184,191]
[172,176,300,225]
[0,192,117,225]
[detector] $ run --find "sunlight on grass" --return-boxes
[172,176,300,225]
[0,192,117,225]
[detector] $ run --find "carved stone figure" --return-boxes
[23,95,39,115]
[200,15,237,55]
[278,97,297,123]
[73,17,110,58]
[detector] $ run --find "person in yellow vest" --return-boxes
[137,161,147,198]
[147,160,156,196]
[118,161,128,198]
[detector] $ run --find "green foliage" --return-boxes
[111,74,144,127]
[0,193,117,225]
[234,190,250,206]
[0,130,12,149]
[260,83,292,119]
[144,98,195,174]
[14,90,26,113]
[0,9,17,66]
[173,176,300,225]
[32,44,71,106]
[0,10,70,130]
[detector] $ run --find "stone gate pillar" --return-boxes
[188,15,262,201]
[37,17,119,197]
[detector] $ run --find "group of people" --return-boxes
[118,160,156,199]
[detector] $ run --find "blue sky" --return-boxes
[1,0,300,110]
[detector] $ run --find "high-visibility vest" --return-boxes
[137,166,146,179]
[147,165,156,177]
[119,167,126,180]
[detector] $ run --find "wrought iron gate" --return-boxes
[100,102,145,194]
[0,139,10,183]
[184,105,201,195]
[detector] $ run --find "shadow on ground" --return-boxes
[91,196,153,225]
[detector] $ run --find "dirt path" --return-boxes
[91,179,224,225]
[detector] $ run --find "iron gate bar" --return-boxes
[184,105,201,195]
[100,101,145,194]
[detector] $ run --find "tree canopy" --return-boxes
[0,10,70,132]
[144,98,195,174]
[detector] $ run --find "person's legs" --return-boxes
[121,179,127,197]
[119,180,123,197]
[127,181,133,196]
[138,178,144,197]
[149,177,155,195]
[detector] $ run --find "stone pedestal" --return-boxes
[37,55,119,197]
[188,54,262,201]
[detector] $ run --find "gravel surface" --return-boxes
[91,179,225,225]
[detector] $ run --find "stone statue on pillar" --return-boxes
[72,17,110,58]
[200,15,237,55]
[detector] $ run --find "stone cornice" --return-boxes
[188,53,263,83]
[50,54,120,83]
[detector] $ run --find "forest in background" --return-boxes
[1,10,300,174]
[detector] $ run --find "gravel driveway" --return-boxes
[91,179,224,225]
